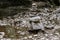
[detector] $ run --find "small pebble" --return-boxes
[24,37,28,39]
[34,34,38,37]
[28,36,32,38]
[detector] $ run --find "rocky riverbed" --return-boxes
[0,4,60,40]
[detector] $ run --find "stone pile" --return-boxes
[0,3,60,39]
[0,8,60,31]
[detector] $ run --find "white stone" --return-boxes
[32,3,36,6]
[46,24,54,28]
[46,38,49,40]
[1,39,3,40]
[45,34,48,36]
[0,35,3,38]
[54,25,59,29]
[6,38,11,40]
[20,32,25,35]
[28,36,32,38]
[49,34,53,36]
[29,16,41,21]
[0,32,5,38]
[24,37,28,39]
[41,37,45,40]
[17,31,21,33]
[1,38,6,40]
[55,32,59,35]
[34,34,38,37]
[31,22,44,30]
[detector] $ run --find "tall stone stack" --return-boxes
[31,3,37,11]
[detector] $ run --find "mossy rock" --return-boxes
[5,26,16,38]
